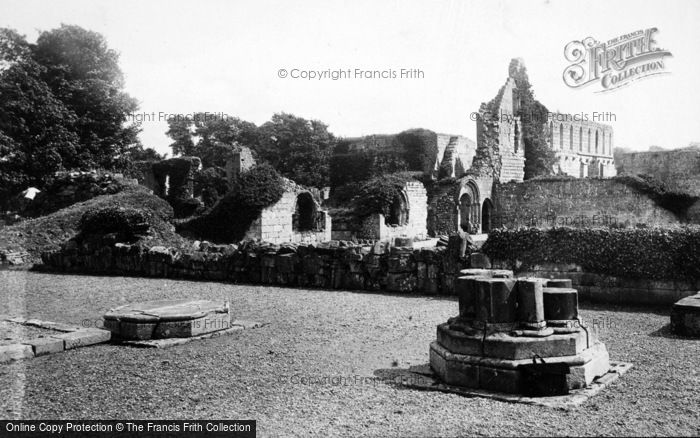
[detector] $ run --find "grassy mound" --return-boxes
[0,185,187,264]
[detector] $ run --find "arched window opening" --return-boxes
[293,192,317,232]
[595,130,599,154]
[579,127,582,152]
[459,194,472,232]
[481,199,494,234]
[559,124,564,149]
[587,129,591,153]
[458,181,480,233]
[386,192,409,226]
[569,126,574,150]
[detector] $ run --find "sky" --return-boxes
[1,0,699,157]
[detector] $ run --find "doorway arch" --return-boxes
[458,180,480,233]
[294,192,317,231]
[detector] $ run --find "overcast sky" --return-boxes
[2,0,698,156]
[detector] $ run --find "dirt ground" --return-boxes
[1,271,698,437]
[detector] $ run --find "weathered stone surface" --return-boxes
[567,342,610,389]
[430,339,611,394]
[543,287,579,321]
[23,337,64,356]
[114,321,157,340]
[436,324,483,356]
[104,299,231,340]
[516,278,546,324]
[155,312,231,338]
[431,269,612,395]
[456,276,490,319]
[475,278,517,323]
[670,292,700,336]
[52,329,111,350]
[482,331,588,360]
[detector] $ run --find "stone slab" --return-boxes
[104,299,228,323]
[119,320,265,348]
[154,312,231,338]
[112,321,157,340]
[482,330,588,360]
[670,292,700,336]
[52,329,111,350]
[400,361,633,409]
[23,337,64,356]
[104,299,230,340]
[23,320,80,333]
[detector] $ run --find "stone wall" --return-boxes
[617,147,700,195]
[490,260,698,306]
[338,180,428,241]
[428,176,495,235]
[136,157,202,200]
[476,74,525,183]
[40,237,469,295]
[549,115,616,178]
[493,178,680,229]
[225,146,255,187]
[343,132,476,180]
[245,180,331,244]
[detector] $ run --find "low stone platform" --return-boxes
[1,318,111,364]
[104,299,231,340]
[398,362,633,409]
[430,274,612,396]
[671,292,700,336]
[119,320,265,348]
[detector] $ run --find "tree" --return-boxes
[0,28,79,202]
[0,25,145,205]
[165,113,259,168]
[33,25,141,170]
[256,113,335,187]
[509,59,557,179]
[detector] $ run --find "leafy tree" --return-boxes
[0,28,78,202]
[165,113,259,168]
[0,25,145,205]
[33,25,141,170]
[256,113,335,187]
[509,59,557,179]
[128,147,166,162]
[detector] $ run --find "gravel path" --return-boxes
[1,271,698,437]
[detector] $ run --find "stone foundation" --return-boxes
[671,292,700,336]
[429,274,610,395]
[41,236,470,295]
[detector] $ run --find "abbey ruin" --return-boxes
[128,59,700,245]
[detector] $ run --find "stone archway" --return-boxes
[459,193,471,232]
[481,198,494,233]
[386,191,409,226]
[458,181,480,233]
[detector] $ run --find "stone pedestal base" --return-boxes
[104,300,231,340]
[429,340,610,394]
[671,292,700,337]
